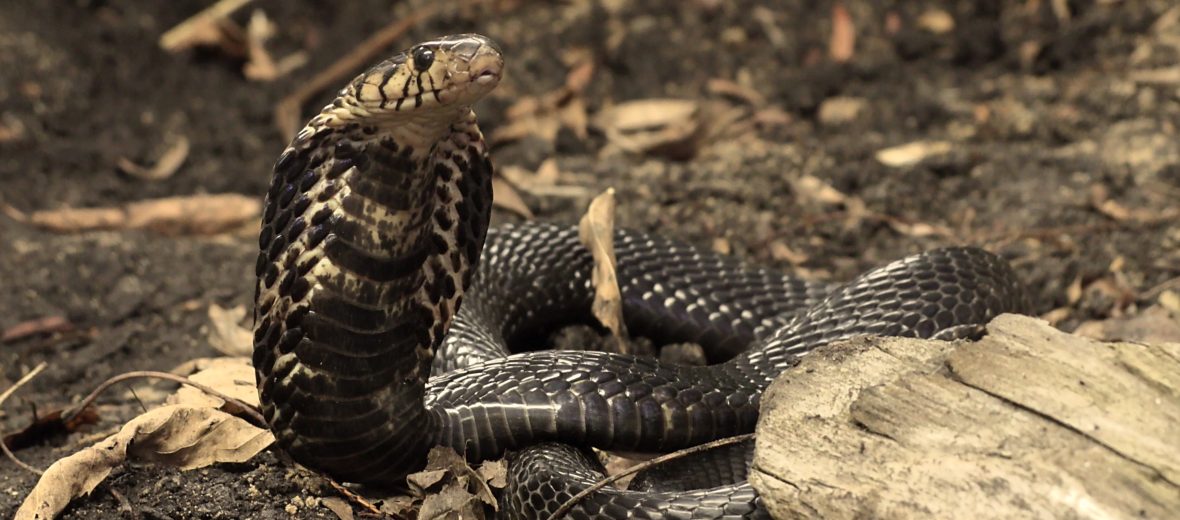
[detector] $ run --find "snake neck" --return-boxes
[252,107,493,485]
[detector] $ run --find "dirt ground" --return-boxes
[2,0,1178,518]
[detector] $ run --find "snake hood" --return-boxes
[254,34,500,486]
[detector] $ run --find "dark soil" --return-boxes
[3,0,1179,518]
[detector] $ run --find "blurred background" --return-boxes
[2,0,1178,516]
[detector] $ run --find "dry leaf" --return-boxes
[207,304,254,356]
[791,174,849,206]
[407,446,501,519]
[875,140,953,168]
[321,497,355,520]
[13,194,260,235]
[169,356,259,409]
[594,99,700,159]
[707,78,766,106]
[578,188,629,352]
[15,405,273,520]
[491,177,534,219]
[117,136,190,181]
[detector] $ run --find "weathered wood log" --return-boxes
[749,314,1180,519]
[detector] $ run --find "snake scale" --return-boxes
[251,34,1028,519]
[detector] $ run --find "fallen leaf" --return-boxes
[117,136,190,181]
[594,99,700,159]
[169,356,259,410]
[407,446,501,519]
[707,78,766,106]
[207,304,254,356]
[491,177,534,219]
[15,405,273,520]
[875,140,953,168]
[578,188,629,353]
[321,497,354,520]
[13,194,260,235]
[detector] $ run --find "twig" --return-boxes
[65,370,266,427]
[324,479,385,517]
[0,362,49,475]
[159,0,254,51]
[545,433,756,520]
[273,4,440,140]
[109,488,140,520]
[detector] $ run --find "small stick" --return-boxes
[65,370,266,427]
[160,0,254,51]
[324,479,385,517]
[0,362,49,475]
[273,4,440,140]
[545,433,756,520]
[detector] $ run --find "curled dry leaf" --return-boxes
[207,304,254,357]
[13,193,260,235]
[578,188,629,353]
[15,405,273,520]
[117,136,190,181]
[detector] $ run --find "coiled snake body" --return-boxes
[252,34,1028,519]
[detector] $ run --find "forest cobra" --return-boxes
[252,34,1028,518]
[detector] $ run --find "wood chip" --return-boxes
[578,188,629,353]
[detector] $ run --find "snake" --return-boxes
[251,34,1029,519]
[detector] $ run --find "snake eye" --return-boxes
[411,46,435,71]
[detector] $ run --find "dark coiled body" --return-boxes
[251,34,1029,520]
[426,224,1026,518]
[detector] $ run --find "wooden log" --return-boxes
[749,314,1180,519]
